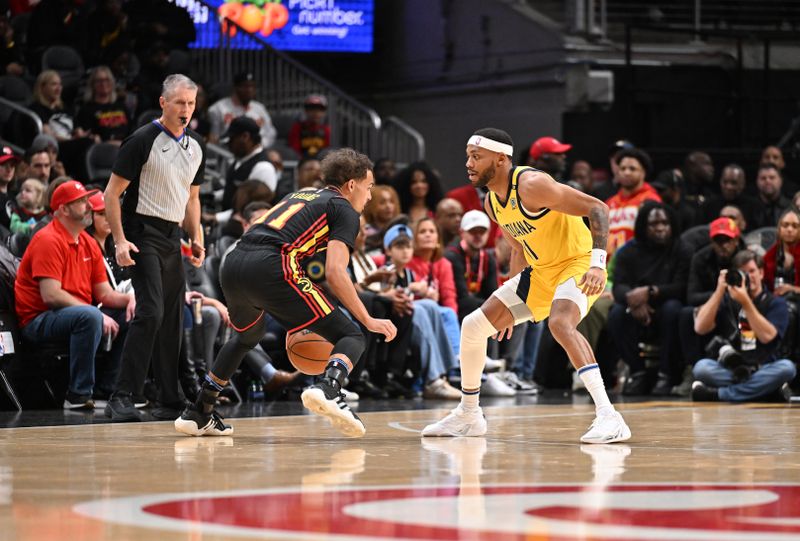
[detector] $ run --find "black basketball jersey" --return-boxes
[241,187,360,267]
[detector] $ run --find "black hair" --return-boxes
[24,147,49,162]
[777,206,800,226]
[757,162,782,179]
[722,163,745,175]
[472,128,513,147]
[653,168,682,190]
[298,156,321,170]
[392,161,444,214]
[242,201,272,223]
[472,127,514,159]
[633,200,677,244]
[320,148,373,187]
[615,148,653,177]
[388,235,412,249]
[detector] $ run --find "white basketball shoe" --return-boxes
[421,404,487,437]
[580,410,631,444]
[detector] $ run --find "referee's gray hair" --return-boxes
[161,74,198,99]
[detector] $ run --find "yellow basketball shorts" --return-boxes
[493,254,604,323]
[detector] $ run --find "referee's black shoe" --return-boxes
[175,407,233,436]
[105,391,144,422]
[301,379,366,438]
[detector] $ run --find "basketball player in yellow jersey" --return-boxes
[423,128,631,443]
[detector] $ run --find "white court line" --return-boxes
[394,406,800,455]
[388,405,700,433]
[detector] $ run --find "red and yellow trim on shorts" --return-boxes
[280,215,335,330]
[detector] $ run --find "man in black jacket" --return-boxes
[606,202,689,395]
[751,164,791,231]
[697,164,757,231]
[221,116,277,211]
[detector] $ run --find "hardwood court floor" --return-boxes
[0,401,799,540]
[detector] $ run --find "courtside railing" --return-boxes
[190,0,424,164]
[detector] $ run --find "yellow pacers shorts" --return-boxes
[493,254,604,323]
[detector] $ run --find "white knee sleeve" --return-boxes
[460,309,498,391]
[461,309,498,345]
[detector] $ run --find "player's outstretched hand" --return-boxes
[578,267,606,296]
[366,317,397,342]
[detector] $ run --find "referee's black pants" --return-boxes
[115,217,185,405]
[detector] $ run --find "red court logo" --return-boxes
[74,484,800,540]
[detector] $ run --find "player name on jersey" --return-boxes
[501,220,537,237]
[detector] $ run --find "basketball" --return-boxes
[286,329,333,375]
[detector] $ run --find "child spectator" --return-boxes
[9,178,46,234]
[382,224,460,399]
[288,94,331,158]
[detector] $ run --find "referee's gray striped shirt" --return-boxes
[112,121,206,223]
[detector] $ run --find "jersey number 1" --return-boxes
[255,201,304,230]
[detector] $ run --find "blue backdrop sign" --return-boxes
[170,0,374,53]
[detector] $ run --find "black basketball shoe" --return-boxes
[174,407,234,437]
[301,379,366,438]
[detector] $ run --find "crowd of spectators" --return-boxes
[0,1,796,414]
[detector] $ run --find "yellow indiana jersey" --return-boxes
[487,166,592,269]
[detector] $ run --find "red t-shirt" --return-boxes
[14,219,108,327]
[605,182,662,255]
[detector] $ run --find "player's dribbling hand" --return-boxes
[116,240,139,267]
[366,317,397,342]
[578,267,606,296]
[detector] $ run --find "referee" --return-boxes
[103,74,206,421]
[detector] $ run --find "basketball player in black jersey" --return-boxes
[176,148,397,438]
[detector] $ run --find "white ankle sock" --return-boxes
[461,391,479,411]
[578,363,614,416]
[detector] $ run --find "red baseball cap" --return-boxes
[0,146,20,165]
[50,181,99,212]
[529,136,572,161]
[709,217,740,239]
[88,192,105,212]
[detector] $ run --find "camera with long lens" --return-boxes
[705,336,754,383]
[726,268,750,289]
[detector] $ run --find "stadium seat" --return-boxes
[267,141,300,162]
[0,76,32,105]
[41,45,84,102]
[166,49,192,76]
[136,109,161,128]
[6,232,30,259]
[9,13,31,51]
[271,111,299,141]
[744,226,777,252]
[85,142,120,185]
[679,224,710,253]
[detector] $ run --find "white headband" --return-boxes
[467,135,513,156]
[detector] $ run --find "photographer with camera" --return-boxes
[692,249,796,402]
